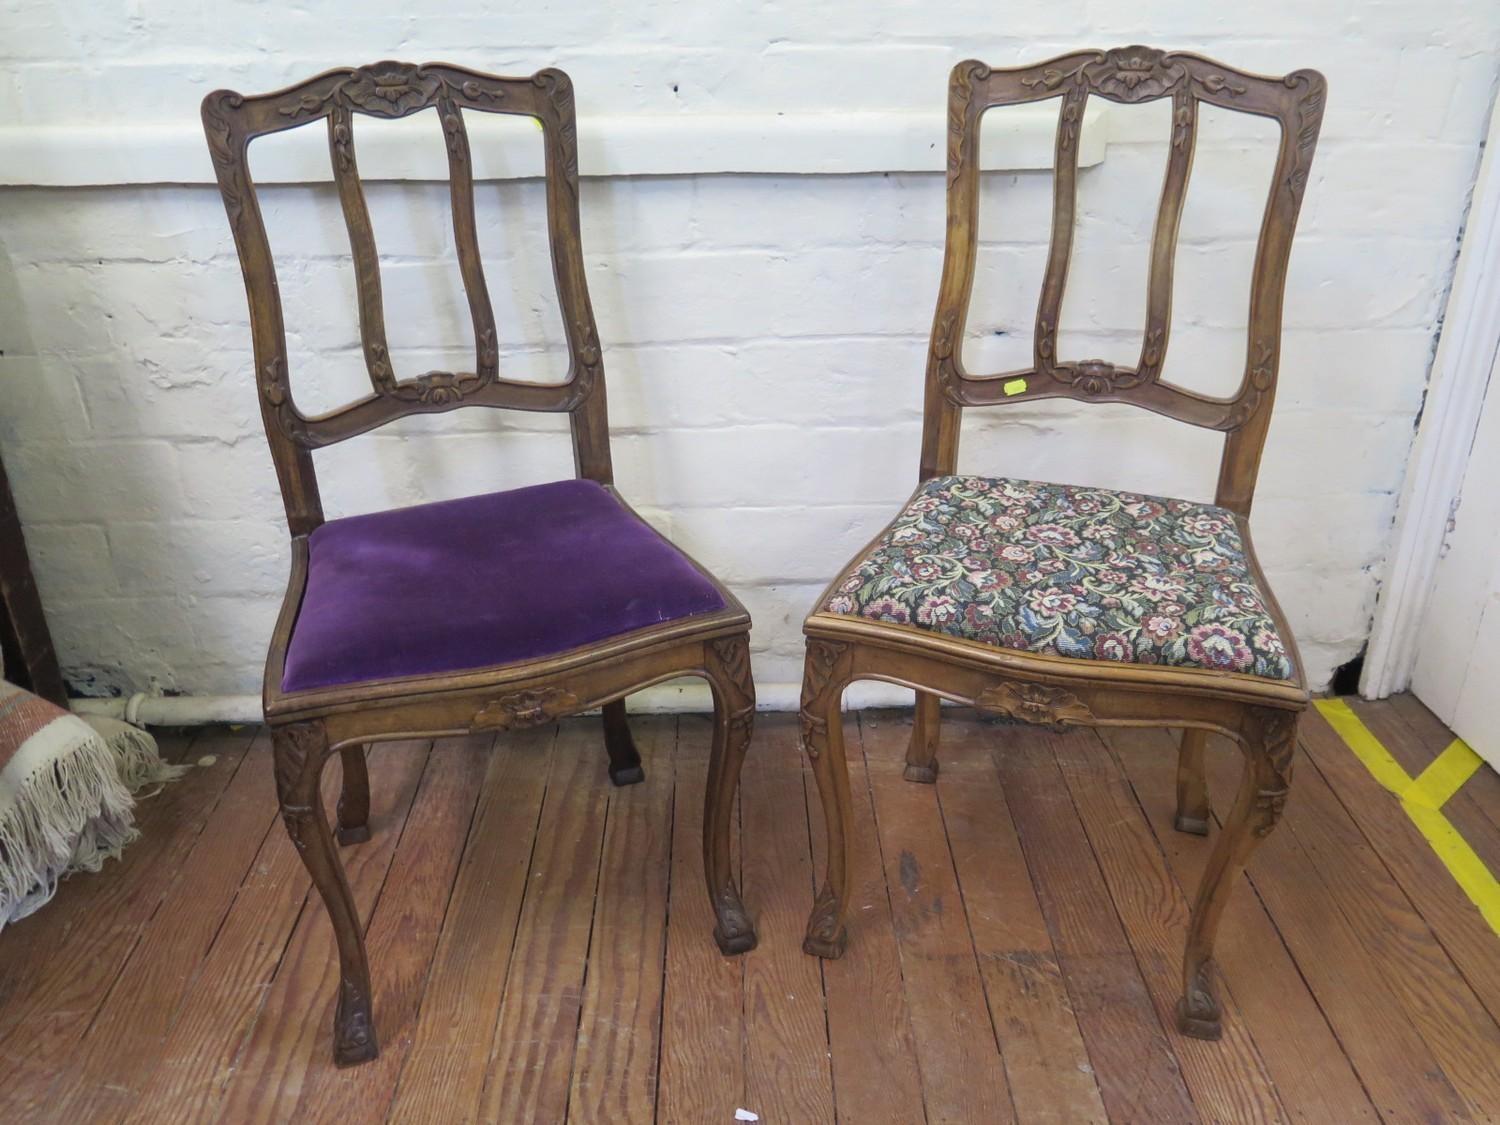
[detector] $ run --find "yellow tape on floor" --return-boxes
[1314,698,1500,937]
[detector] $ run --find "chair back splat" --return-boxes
[921,47,1326,516]
[202,62,609,536]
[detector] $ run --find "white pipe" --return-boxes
[69,681,919,726]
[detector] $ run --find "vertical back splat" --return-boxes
[921,47,1325,517]
[202,62,614,531]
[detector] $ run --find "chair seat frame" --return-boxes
[798,47,1324,1043]
[204,62,756,1068]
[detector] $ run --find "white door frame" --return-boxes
[1362,92,1500,700]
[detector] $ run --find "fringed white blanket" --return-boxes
[0,681,186,929]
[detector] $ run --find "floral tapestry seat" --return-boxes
[822,475,1296,683]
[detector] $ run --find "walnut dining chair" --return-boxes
[202,62,757,1067]
[798,47,1324,1041]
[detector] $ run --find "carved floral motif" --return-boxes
[1066,359,1144,397]
[260,357,312,444]
[947,61,992,188]
[1284,74,1324,196]
[1253,709,1297,836]
[974,681,1094,726]
[931,311,964,398]
[533,70,580,196]
[799,639,846,761]
[1088,48,1188,103]
[202,91,247,228]
[1221,341,1276,430]
[272,721,329,833]
[277,62,505,123]
[471,686,578,731]
[805,882,844,948]
[710,636,756,741]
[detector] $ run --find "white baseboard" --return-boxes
[69,679,921,726]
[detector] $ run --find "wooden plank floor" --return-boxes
[2,696,1497,1123]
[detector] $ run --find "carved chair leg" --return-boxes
[1178,707,1296,1040]
[273,722,378,1067]
[703,635,757,955]
[1175,728,1211,836]
[801,640,853,959]
[335,745,372,845]
[904,691,942,784]
[602,699,645,787]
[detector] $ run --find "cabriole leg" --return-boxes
[800,640,853,958]
[602,699,645,787]
[335,745,371,845]
[904,691,942,784]
[703,635,757,955]
[1175,728,1211,836]
[273,721,378,1067]
[1178,707,1297,1040]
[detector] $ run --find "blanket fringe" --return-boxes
[0,718,186,928]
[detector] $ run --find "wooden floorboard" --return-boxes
[567,715,676,1123]
[861,713,1016,1123]
[194,740,435,1125]
[932,715,1108,1124]
[44,729,279,1125]
[657,714,746,1125]
[739,715,834,1124]
[478,721,611,1123]
[0,728,245,1120]
[815,713,927,1125]
[1051,729,1285,1121]
[1199,733,1474,1122]
[293,736,491,1123]
[996,728,1199,1123]
[4,698,1498,1123]
[386,724,555,1121]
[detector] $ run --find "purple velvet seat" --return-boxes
[281,479,726,694]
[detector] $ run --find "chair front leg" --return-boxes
[1178,706,1297,1040]
[800,639,853,958]
[273,721,378,1067]
[602,699,645,787]
[702,634,757,955]
[335,745,371,845]
[1175,728,1211,836]
[904,691,942,783]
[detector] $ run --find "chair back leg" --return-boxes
[1175,728,1211,836]
[904,692,943,783]
[336,745,372,845]
[602,700,645,786]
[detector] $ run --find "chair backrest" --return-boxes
[202,62,609,535]
[921,47,1326,515]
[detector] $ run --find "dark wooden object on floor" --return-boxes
[202,62,756,1067]
[0,449,66,705]
[799,47,1325,1041]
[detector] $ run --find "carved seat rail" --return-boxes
[924,47,1326,514]
[203,62,608,535]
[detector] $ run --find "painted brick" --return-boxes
[1,3,1497,698]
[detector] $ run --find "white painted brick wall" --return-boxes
[1,2,1497,701]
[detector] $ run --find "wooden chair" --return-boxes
[798,47,1325,1041]
[202,62,757,1067]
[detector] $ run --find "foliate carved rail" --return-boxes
[471,686,579,732]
